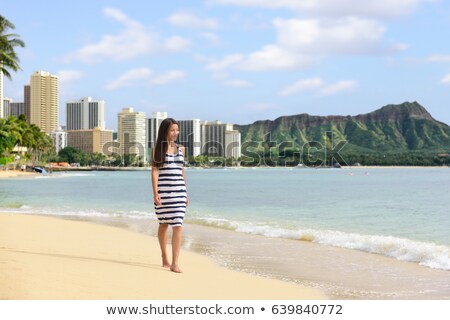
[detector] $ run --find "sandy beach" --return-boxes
[0,213,327,300]
[0,170,36,179]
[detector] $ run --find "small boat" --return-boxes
[33,166,48,174]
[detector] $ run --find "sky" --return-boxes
[2,0,450,131]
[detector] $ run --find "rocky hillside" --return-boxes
[234,102,450,153]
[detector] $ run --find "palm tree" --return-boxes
[0,116,21,157]
[0,15,25,79]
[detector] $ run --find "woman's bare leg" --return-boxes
[158,224,170,267]
[171,226,182,273]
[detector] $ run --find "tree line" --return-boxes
[0,115,53,165]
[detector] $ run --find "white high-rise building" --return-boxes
[225,130,241,159]
[10,102,25,119]
[66,97,105,130]
[201,120,241,158]
[3,98,26,119]
[118,107,147,163]
[0,70,4,119]
[147,111,167,149]
[30,70,59,134]
[178,119,201,158]
[50,127,67,154]
[2,97,12,118]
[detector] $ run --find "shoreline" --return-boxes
[12,164,449,174]
[1,169,449,299]
[3,211,449,300]
[0,170,37,179]
[0,213,327,300]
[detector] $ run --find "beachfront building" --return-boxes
[29,70,59,134]
[147,111,167,149]
[67,127,113,155]
[24,85,31,123]
[201,121,241,158]
[118,107,147,163]
[0,70,3,118]
[66,97,105,130]
[178,119,201,158]
[50,127,67,153]
[10,102,25,119]
[225,129,241,159]
[2,97,26,119]
[2,97,12,118]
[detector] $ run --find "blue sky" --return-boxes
[3,0,450,130]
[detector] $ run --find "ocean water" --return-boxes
[1,167,449,298]
[1,168,449,268]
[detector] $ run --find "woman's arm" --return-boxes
[181,145,188,207]
[151,149,161,205]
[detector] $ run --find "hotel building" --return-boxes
[24,85,31,123]
[178,119,201,158]
[2,97,11,118]
[29,70,59,134]
[2,97,25,119]
[10,102,25,119]
[0,70,3,118]
[66,97,105,130]
[49,127,67,154]
[147,111,167,149]
[118,107,147,163]
[201,120,241,158]
[67,127,113,155]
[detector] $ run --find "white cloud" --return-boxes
[105,68,153,90]
[426,54,450,63]
[64,7,190,64]
[207,0,431,18]
[223,79,253,88]
[168,12,219,29]
[211,71,229,80]
[207,46,318,72]
[163,36,191,52]
[441,74,450,84]
[206,54,244,71]
[319,80,357,95]
[239,45,318,71]
[280,78,357,96]
[105,68,186,90]
[274,17,397,55]
[199,32,221,46]
[57,70,84,85]
[151,71,186,85]
[204,16,402,73]
[279,78,324,96]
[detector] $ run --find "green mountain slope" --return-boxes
[235,102,450,153]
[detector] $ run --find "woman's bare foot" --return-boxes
[162,256,171,268]
[170,265,182,273]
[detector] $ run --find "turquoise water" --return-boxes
[1,167,449,270]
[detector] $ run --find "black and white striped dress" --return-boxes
[154,144,187,227]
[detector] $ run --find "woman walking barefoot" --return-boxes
[151,118,188,273]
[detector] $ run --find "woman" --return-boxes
[151,118,188,273]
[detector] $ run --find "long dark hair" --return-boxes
[152,118,179,168]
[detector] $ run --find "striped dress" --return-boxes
[154,144,187,227]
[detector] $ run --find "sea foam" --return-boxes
[190,217,450,271]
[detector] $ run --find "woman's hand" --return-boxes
[154,194,161,206]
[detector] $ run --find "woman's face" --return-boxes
[166,123,179,142]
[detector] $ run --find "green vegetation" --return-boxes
[0,15,25,79]
[0,115,53,164]
[234,102,450,167]
[48,147,146,167]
